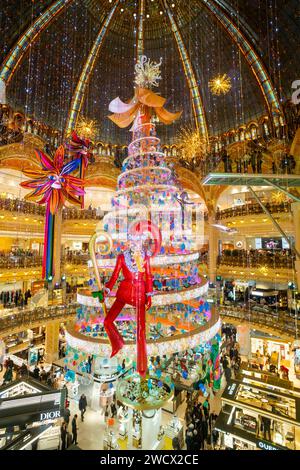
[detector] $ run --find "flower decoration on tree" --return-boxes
[134,55,162,89]
[20,145,85,214]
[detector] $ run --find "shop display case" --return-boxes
[103,431,120,451]
[215,376,300,450]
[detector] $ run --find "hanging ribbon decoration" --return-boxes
[20,145,86,280]
[66,131,92,208]
[108,87,182,129]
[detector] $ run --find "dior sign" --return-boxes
[40,410,61,421]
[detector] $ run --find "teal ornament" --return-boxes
[148,379,152,389]
[156,369,162,378]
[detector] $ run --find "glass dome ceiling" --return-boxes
[1,0,299,145]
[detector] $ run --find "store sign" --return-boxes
[227,383,237,396]
[257,441,280,451]
[39,410,61,421]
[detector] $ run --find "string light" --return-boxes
[208,73,232,95]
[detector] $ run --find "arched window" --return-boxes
[250,126,258,140]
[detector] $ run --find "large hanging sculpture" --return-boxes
[20,136,88,279]
[104,220,162,377]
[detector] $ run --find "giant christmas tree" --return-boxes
[65,56,221,395]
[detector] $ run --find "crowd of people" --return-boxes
[221,147,296,175]
[183,396,219,450]
[0,288,31,308]
[220,326,242,385]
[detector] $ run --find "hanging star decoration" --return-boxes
[209,73,231,96]
[75,116,97,141]
[20,146,85,214]
[271,190,289,204]
[176,125,208,162]
[108,55,182,128]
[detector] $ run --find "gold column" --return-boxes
[208,214,218,283]
[292,202,300,289]
[44,321,60,363]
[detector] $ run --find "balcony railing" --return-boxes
[0,255,43,269]
[1,302,297,340]
[216,202,291,220]
[0,197,105,220]
[219,305,298,337]
[0,253,91,269]
[217,250,295,269]
[0,303,77,335]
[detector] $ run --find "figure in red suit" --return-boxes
[104,220,162,377]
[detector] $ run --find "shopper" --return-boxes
[110,401,117,418]
[40,366,47,382]
[60,422,67,450]
[224,365,232,384]
[79,394,87,422]
[71,414,78,445]
[185,429,194,451]
[19,362,28,378]
[87,355,93,374]
[261,414,271,441]
[64,406,71,426]
[3,365,13,384]
[201,415,208,448]
[172,435,181,450]
[203,399,210,420]
[33,365,40,380]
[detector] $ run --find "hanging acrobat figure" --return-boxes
[175,190,194,233]
[103,220,162,377]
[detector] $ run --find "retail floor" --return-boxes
[66,377,226,451]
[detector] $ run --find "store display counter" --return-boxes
[239,362,293,389]
[215,378,300,450]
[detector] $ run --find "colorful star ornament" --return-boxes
[20,145,86,279]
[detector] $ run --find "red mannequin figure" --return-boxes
[104,220,161,377]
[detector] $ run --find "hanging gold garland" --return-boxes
[176,125,208,161]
